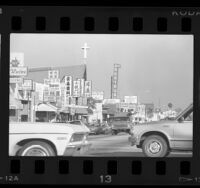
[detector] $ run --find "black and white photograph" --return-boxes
[9,34,193,157]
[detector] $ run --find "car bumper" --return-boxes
[128,134,139,146]
[112,128,130,131]
[64,142,92,156]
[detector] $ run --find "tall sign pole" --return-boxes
[112,64,121,99]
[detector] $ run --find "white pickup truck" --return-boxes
[9,122,91,156]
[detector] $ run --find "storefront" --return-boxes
[35,103,58,122]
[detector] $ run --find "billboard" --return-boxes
[92,91,104,100]
[103,99,120,104]
[124,96,138,104]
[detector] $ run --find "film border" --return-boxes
[0,6,199,185]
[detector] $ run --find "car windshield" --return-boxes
[68,121,82,125]
[112,117,129,121]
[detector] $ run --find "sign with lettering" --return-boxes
[73,80,81,97]
[10,67,28,77]
[124,96,138,104]
[64,76,72,96]
[78,78,85,96]
[92,91,104,100]
[48,70,59,79]
[9,77,23,84]
[84,80,92,97]
[22,79,33,90]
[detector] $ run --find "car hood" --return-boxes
[133,120,176,127]
[9,122,90,134]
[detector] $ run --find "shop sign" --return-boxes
[73,80,81,97]
[85,80,92,97]
[10,77,23,83]
[10,67,28,77]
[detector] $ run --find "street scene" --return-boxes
[9,34,193,157]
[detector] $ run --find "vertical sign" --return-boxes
[64,76,72,96]
[85,80,92,97]
[77,78,85,96]
[43,86,49,102]
[73,80,81,97]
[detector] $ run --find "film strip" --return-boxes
[0,6,200,185]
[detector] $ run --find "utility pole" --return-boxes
[111,64,121,99]
[111,76,113,99]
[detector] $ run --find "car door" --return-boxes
[173,111,193,150]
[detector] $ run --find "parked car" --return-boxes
[9,122,91,156]
[128,103,193,157]
[68,120,87,126]
[86,122,111,135]
[110,114,133,135]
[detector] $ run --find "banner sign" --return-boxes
[10,67,28,77]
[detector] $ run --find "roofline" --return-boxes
[29,64,86,73]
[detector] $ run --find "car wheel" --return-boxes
[142,135,168,157]
[17,141,56,156]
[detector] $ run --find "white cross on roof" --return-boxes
[81,43,90,59]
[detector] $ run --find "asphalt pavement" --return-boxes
[82,133,192,157]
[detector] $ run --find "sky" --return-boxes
[10,34,193,109]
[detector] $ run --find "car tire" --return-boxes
[17,141,56,156]
[142,135,168,157]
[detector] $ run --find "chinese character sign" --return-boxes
[48,70,59,79]
[64,76,72,96]
[85,80,92,97]
[73,80,81,97]
[77,78,85,96]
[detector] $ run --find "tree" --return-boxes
[175,107,182,114]
[168,103,173,109]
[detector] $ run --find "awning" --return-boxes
[35,103,57,112]
[59,107,70,113]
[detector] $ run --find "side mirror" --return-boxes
[178,117,184,123]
